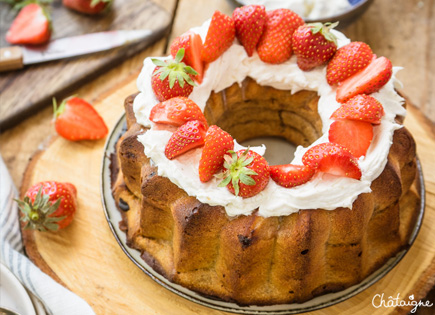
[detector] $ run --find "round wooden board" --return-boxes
[20,78,435,315]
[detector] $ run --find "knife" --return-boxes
[0,30,153,72]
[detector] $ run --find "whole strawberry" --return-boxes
[165,120,207,160]
[151,48,198,102]
[218,149,269,198]
[326,41,373,85]
[199,125,234,182]
[150,96,208,128]
[257,8,304,64]
[53,96,108,141]
[16,181,77,231]
[201,11,235,63]
[292,22,338,71]
[232,5,266,57]
[330,94,385,124]
[170,31,204,83]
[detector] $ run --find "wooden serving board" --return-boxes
[0,0,170,131]
[19,75,435,314]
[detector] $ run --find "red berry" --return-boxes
[6,3,51,45]
[302,143,361,179]
[53,97,108,141]
[199,126,234,182]
[63,0,111,15]
[17,181,77,231]
[201,11,235,63]
[257,8,304,64]
[331,94,385,124]
[170,31,204,83]
[151,49,198,102]
[218,149,269,198]
[329,120,374,158]
[326,42,373,85]
[165,120,207,160]
[336,56,393,103]
[292,22,338,71]
[149,97,208,128]
[270,164,315,188]
[233,5,266,57]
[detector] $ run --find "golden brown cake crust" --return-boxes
[112,82,421,306]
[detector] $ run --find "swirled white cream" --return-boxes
[237,0,352,20]
[133,20,406,218]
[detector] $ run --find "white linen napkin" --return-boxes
[0,154,95,315]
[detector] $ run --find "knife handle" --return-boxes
[0,46,24,72]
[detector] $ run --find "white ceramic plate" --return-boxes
[0,264,36,315]
[101,114,425,314]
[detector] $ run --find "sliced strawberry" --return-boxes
[331,94,385,124]
[201,11,235,63]
[53,97,108,141]
[199,125,234,182]
[63,0,111,15]
[257,8,304,64]
[292,22,338,71]
[233,5,266,57]
[151,49,197,102]
[149,97,208,128]
[302,143,361,179]
[6,3,51,45]
[326,42,373,85]
[170,31,204,83]
[217,149,269,198]
[336,56,393,103]
[165,120,207,160]
[269,164,315,188]
[328,120,373,158]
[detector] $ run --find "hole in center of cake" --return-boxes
[241,136,297,165]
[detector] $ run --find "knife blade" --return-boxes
[0,30,152,72]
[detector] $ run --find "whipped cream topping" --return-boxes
[237,0,352,20]
[133,19,406,218]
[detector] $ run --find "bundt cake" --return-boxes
[110,6,421,306]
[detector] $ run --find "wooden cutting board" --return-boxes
[0,0,170,131]
[18,75,435,314]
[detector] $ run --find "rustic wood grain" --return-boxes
[0,0,171,131]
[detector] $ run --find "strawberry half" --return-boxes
[6,3,51,45]
[232,5,266,57]
[17,181,77,231]
[149,97,208,128]
[326,42,373,85]
[165,120,207,160]
[170,31,204,83]
[292,22,338,71]
[270,164,315,188]
[257,8,304,64]
[63,0,111,15]
[328,120,374,158]
[336,56,393,103]
[217,149,269,198]
[331,94,385,124]
[199,125,234,182]
[201,11,236,63]
[302,143,361,179]
[151,48,198,102]
[53,97,108,141]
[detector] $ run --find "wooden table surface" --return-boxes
[1,0,434,313]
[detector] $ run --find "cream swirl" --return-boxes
[133,20,406,218]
